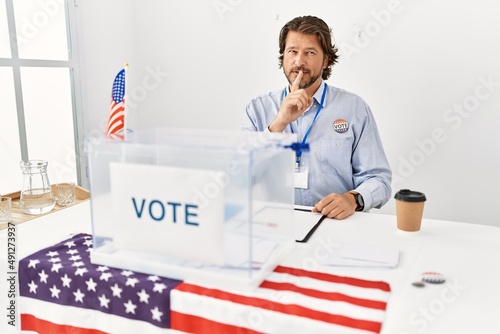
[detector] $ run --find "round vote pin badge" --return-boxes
[421,272,446,284]
[333,119,349,133]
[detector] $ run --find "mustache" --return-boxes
[290,66,309,73]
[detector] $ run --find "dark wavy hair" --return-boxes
[278,16,339,80]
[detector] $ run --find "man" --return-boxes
[241,16,392,220]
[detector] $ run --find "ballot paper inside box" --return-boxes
[85,127,297,289]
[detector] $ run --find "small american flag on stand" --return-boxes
[105,65,127,140]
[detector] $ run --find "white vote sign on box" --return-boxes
[109,162,225,266]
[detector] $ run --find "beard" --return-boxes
[285,66,322,90]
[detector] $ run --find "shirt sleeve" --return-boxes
[241,95,277,132]
[241,103,258,132]
[351,102,392,210]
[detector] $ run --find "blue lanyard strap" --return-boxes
[283,83,327,163]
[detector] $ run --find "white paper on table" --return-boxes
[321,243,400,268]
[224,232,278,268]
[236,204,324,242]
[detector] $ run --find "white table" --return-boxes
[297,211,500,333]
[1,202,499,333]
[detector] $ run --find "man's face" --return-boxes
[283,31,328,90]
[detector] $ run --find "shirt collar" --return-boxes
[311,80,327,106]
[303,80,327,114]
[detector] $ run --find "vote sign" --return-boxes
[109,162,225,265]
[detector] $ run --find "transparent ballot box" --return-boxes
[85,128,297,288]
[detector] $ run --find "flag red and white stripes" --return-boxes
[105,66,127,140]
[170,265,391,334]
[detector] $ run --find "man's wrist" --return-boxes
[268,119,288,132]
[349,191,364,211]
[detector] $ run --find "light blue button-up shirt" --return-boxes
[241,81,392,211]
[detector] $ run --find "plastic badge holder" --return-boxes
[85,127,296,289]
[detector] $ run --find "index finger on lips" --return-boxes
[291,70,303,92]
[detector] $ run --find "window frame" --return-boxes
[0,0,86,188]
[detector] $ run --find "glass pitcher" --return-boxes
[19,160,56,215]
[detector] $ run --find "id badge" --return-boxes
[294,166,309,189]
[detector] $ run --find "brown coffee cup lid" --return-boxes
[394,189,426,202]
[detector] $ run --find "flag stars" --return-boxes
[151,306,164,322]
[124,300,137,314]
[22,234,187,329]
[46,251,59,257]
[73,289,85,303]
[112,70,126,102]
[110,283,123,298]
[153,282,167,293]
[65,240,76,248]
[100,272,113,282]
[28,259,40,268]
[50,285,61,299]
[121,270,134,277]
[137,289,150,303]
[85,278,97,292]
[69,255,82,261]
[61,274,72,288]
[51,263,63,273]
[125,277,139,287]
[28,280,38,293]
[75,267,88,276]
[72,261,85,267]
[98,294,110,309]
[38,270,48,283]
[147,275,160,282]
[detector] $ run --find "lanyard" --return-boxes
[283,82,327,164]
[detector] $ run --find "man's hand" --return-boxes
[311,192,358,220]
[268,71,313,132]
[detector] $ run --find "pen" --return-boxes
[295,214,327,243]
[294,207,312,213]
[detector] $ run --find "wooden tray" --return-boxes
[0,185,90,230]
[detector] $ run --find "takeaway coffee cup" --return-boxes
[394,189,426,232]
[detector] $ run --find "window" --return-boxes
[0,0,82,195]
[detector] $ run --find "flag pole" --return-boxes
[123,63,129,141]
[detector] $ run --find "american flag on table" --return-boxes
[171,266,390,334]
[19,233,182,334]
[19,234,391,334]
[105,66,127,140]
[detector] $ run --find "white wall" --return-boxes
[77,0,500,226]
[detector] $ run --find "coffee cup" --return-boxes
[394,189,426,232]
